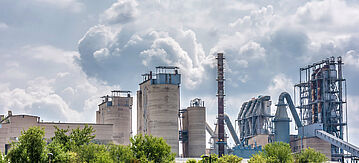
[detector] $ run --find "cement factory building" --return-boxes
[96,90,133,145]
[137,66,181,155]
[0,90,133,154]
[2,56,359,161]
[0,111,113,154]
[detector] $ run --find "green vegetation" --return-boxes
[248,142,327,163]
[248,142,293,163]
[5,126,175,163]
[130,134,175,162]
[6,126,48,163]
[294,147,327,163]
[218,154,243,162]
[199,153,243,163]
[4,127,328,163]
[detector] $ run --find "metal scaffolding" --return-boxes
[294,56,347,160]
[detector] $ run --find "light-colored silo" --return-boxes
[97,90,132,145]
[186,98,206,157]
[137,66,181,155]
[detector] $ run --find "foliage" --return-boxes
[248,154,267,163]
[200,153,218,163]
[130,134,175,163]
[5,126,179,163]
[248,142,294,163]
[294,147,327,163]
[70,125,96,146]
[186,158,198,163]
[218,154,243,163]
[6,126,48,163]
[48,125,96,162]
[0,151,5,163]
[108,144,135,162]
[262,142,294,163]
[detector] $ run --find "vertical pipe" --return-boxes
[345,80,348,143]
[338,56,343,140]
[216,53,225,157]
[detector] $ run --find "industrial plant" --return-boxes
[1,53,359,162]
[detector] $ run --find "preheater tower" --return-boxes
[97,90,132,145]
[137,66,181,155]
[217,53,226,157]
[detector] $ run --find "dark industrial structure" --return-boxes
[216,53,226,157]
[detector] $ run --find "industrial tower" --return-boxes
[216,53,226,157]
[294,56,347,160]
[96,90,133,145]
[137,66,181,155]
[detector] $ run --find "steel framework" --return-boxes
[295,56,347,160]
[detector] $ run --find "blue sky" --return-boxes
[1,0,359,147]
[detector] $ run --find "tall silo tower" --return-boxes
[97,90,132,145]
[181,98,206,158]
[137,66,181,155]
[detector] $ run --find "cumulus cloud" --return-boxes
[101,0,138,24]
[0,45,115,122]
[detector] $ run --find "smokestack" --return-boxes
[216,53,226,157]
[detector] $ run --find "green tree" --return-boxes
[248,154,267,163]
[6,126,48,163]
[294,147,327,163]
[248,142,294,163]
[108,144,135,162]
[130,134,175,163]
[70,125,96,147]
[48,125,96,162]
[218,154,243,163]
[262,142,293,163]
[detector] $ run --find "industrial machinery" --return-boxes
[294,56,348,160]
[237,96,273,144]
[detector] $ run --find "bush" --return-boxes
[130,134,175,163]
[248,154,266,163]
[218,154,243,163]
[249,142,294,163]
[186,158,198,163]
[294,147,327,163]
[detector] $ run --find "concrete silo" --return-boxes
[137,66,181,155]
[96,90,132,145]
[181,98,206,158]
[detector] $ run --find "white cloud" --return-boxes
[344,50,359,69]
[101,0,138,24]
[0,45,116,122]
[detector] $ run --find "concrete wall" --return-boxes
[247,134,269,147]
[290,137,331,159]
[0,115,113,154]
[97,96,132,145]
